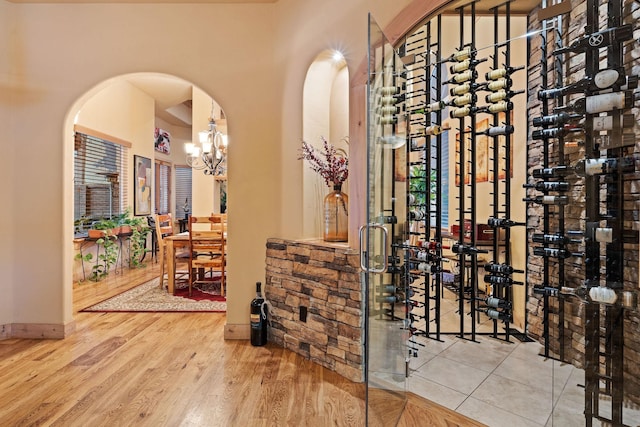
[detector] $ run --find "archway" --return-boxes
[64,72,228,312]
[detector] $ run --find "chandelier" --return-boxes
[185,109,228,176]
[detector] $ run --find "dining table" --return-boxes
[164,229,227,294]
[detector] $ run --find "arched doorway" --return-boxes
[65,72,229,308]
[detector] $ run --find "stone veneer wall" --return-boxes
[526,0,640,401]
[264,238,364,383]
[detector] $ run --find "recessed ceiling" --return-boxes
[124,74,194,127]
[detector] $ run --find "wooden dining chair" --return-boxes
[155,213,189,290]
[188,215,226,297]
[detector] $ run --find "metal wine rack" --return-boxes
[530,0,639,424]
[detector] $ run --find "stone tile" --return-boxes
[471,374,553,425]
[493,350,573,397]
[457,396,544,427]
[407,374,468,410]
[439,337,515,373]
[414,355,490,395]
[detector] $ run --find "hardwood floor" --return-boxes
[0,263,485,426]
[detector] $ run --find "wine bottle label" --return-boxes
[452,47,471,62]
[542,196,556,204]
[486,90,507,103]
[488,101,512,113]
[451,59,470,73]
[486,68,507,80]
[426,101,444,112]
[379,86,400,95]
[452,93,474,106]
[423,125,442,136]
[450,107,470,118]
[487,125,514,136]
[594,227,613,243]
[592,116,614,131]
[377,106,398,115]
[451,83,470,96]
[487,79,510,91]
[582,158,607,175]
[585,92,627,113]
[589,287,617,304]
[380,96,401,105]
[593,69,620,89]
[378,116,396,125]
[453,70,474,83]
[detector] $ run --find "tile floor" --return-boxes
[402,295,640,427]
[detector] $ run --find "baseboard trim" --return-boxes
[0,324,10,340]
[9,321,76,339]
[224,323,250,340]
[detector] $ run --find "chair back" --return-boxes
[155,213,174,247]
[189,216,225,258]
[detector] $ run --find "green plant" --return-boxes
[409,166,437,208]
[125,215,150,268]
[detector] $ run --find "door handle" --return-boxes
[359,223,388,273]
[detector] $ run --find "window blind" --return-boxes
[74,132,128,223]
[175,166,192,218]
[155,161,171,214]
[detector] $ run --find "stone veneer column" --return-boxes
[264,238,364,382]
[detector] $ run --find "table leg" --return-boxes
[167,240,176,294]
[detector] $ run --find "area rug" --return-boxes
[81,277,226,313]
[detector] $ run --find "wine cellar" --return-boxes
[365,0,640,425]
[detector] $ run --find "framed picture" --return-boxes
[154,127,171,154]
[134,155,152,215]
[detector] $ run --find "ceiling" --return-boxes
[123,74,195,127]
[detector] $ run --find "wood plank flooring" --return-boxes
[0,263,485,426]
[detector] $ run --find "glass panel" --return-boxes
[365,13,409,427]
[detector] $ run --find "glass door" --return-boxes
[362,14,409,427]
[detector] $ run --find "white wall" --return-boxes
[0,0,431,335]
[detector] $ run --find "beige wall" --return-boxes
[0,0,417,334]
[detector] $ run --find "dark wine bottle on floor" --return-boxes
[250,282,268,346]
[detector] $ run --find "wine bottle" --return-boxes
[485,65,525,80]
[523,195,569,205]
[483,308,511,322]
[485,89,524,103]
[483,275,524,286]
[412,100,446,114]
[417,125,444,136]
[484,262,524,274]
[477,125,515,136]
[451,243,489,254]
[533,286,559,297]
[415,262,441,273]
[448,93,476,107]
[414,251,438,263]
[377,115,397,125]
[450,101,512,118]
[554,91,635,115]
[483,296,512,309]
[523,181,570,192]
[450,82,486,96]
[376,284,399,293]
[553,24,634,55]
[537,69,626,100]
[533,247,583,259]
[376,105,401,115]
[449,57,487,73]
[532,112,582,127]
[409,209,425,221]
[380,94,406,105]
[487,217,525,228]
[376,295,405,304]
[378,84,405,95]
[445,47,475,62]
[572,156,636,176]
[250,282,268,346]
[588,286,618,304]
[531,165,571,179]
[486,78,512,91]
[531,233,582,245]
[531,126,584,140]
[445,70,477,85]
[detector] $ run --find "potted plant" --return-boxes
[78,217,119,281]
